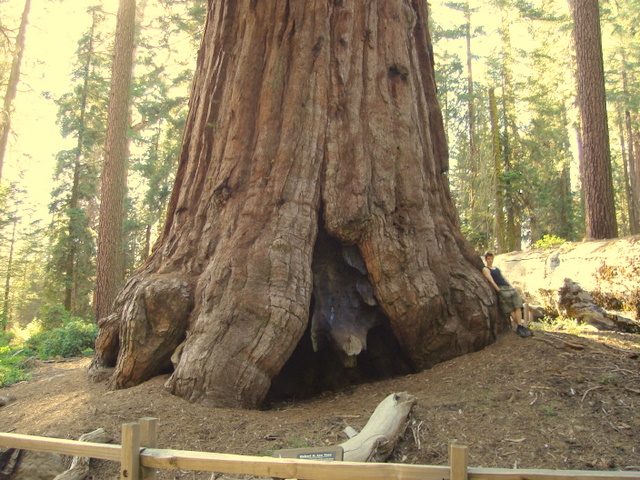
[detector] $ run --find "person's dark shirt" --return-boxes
[488,267,509,287]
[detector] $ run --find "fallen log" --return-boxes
[495,237,640,331]
[339,392,416,462]
[558,279,640,333]
[52,428,112,480]
[0,448,22,479]
[275,392,416,480]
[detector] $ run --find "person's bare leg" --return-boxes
[513,307,522,324]
[511,308,523,327]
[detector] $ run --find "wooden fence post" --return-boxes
[449,440,468,480]
[121,422,141,480]
[139,418,158,479]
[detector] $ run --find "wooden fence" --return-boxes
[1,418,639,480]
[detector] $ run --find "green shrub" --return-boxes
[0,330,14,348]
[533,234,566,250]
[26,319,97,359]
[38,303,73,330]
[0,346,30,387]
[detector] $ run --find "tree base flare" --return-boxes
[89,275,194,387]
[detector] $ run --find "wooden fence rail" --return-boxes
[1,418,639,480]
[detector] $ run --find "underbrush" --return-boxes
[0,311,97,387]
[26,319,97,360]
[532,234,566,250]
[0,334,30,387]
[530,315,597,335]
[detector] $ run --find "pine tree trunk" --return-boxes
[569,0,617,239]
[1,219,16,331]
[141,224,151,261]
[498,6,521,251]
[557,106,573,240]
[559,164,572,239]
[0,0,30,181]
[489,87,505,252]
[91,0,501,408]
[95,0,137,322]
[465,0,477,213]
[635,135,640,212]
[617,108,636,234]
[63,11,98,314]
[64,161,80,313]
[626,111,640,231]
[619,47,638,234]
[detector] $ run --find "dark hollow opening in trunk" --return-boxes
[265,226,414,405]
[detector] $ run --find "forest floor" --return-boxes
[1,323,639,479]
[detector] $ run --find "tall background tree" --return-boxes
[46,6,110,317]
[0,0,30,181]
[569,0,618,239]
[95,0,137,322]
[605,0,640,235]
[0,0,205,334]
[429,0,636,249]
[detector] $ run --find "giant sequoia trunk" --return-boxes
[91,0,502,408]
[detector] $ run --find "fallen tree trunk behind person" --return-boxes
[496,237,640,331]
[557,279,640,332]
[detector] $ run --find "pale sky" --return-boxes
[3,0,200,224]
[3,0,119,220]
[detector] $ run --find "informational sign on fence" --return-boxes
[273,445,344,461]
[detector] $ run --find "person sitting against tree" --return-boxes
[482,252,532,337]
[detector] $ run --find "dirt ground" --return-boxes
[1,325,639,479]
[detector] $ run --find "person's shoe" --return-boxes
[516,325,531,338]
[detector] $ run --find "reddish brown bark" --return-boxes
[569,0,618,239]
[91,0,501,408]
[95,0,137,321]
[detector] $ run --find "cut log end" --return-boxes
[340,392,417,462]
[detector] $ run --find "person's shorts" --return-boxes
[497,286,523,315]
